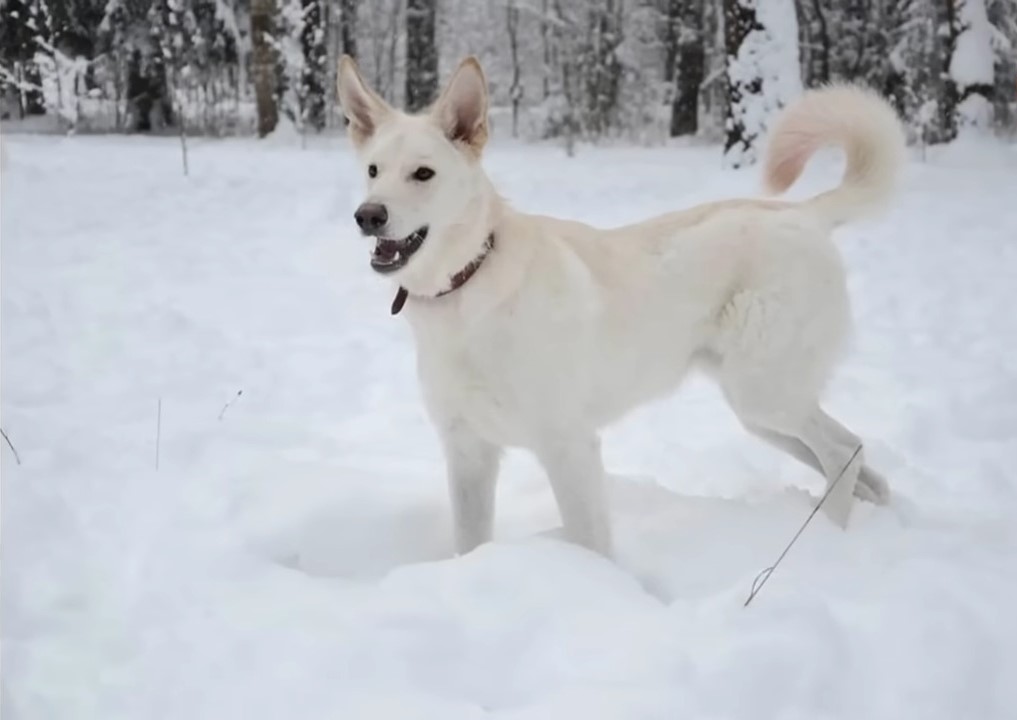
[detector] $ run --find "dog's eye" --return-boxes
[368,164,378,178]
[412,166,435,182]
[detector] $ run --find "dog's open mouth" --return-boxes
[370,227,428,274]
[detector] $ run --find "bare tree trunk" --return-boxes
[507,0,522,137]
[882,0,922,120]
[301,0,326,130]
[664,0,680,85]
[988,0,1016,134]
[582,0,623,138]
[405,0,437,112]
[541,0,551,99]
[369,1,387,92]
[339,0,358,59]
[251,0,278,137]
[665,0,704,137]
[175,88,189,176]
[386,1,402,102]
[552,0,579,154]
[113,53,123,131]
[809,0,830,85]
[936,0,960,142]
[562,57,576,156]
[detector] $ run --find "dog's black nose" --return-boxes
[355,203,388,232]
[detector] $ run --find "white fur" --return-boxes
[337,58,905,556]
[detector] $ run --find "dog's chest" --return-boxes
[413,320,560,446]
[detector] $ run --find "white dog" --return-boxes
[337,55,904,556]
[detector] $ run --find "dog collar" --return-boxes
[391,233,495,315]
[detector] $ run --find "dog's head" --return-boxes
[337,55,494,295]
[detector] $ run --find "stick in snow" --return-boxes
[155,398,162,471]
[744,444,863,607]
[218,390,243,421]
[1,428,22,465]
[176,91,189,177]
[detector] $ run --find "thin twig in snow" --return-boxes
[218,390,244,421]
[1,428,22,466]
[173,88,189,177]
[155,398,162,471]
[744,444,863,607]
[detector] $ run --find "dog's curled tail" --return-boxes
[762,84,906,226]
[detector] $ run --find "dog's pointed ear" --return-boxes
[337,55,392,148]
[431,56,489,155]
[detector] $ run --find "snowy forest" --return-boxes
[1,0,1015,165]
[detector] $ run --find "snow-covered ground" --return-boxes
[3,131,1017,719]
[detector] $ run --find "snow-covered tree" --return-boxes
[275,0,326,133]
[723,0,802,168]
[881,0,959,144]
[300,0,326,130]
[2,0,1014,143]
[951,0,995,132]
[1,0,50,116]
[579,0,623,137]
[987,0,1017,134]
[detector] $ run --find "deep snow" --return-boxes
[2,132,1017,720]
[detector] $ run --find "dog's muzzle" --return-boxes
[370,227,428,274]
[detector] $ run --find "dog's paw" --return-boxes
[855,466,891,505]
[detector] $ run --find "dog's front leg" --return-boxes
[441,422,502,556]
[536,434,612,556]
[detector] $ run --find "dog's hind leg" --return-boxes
[713,325,866,525]
[441,422,502,556]
[858,463,890,505]
[535,434,612,556]
[714,277,887,525]
[802,409,890,506]
[745,423,890,504]
[733,401,866,527]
